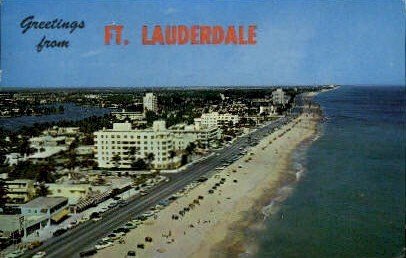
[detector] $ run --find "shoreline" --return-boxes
[208,124,321,258]
[95,108,321,258]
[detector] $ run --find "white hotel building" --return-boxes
[94,120,220,169]
[197,112,240,128]
[272,88,287,105]
[143,92,158,112]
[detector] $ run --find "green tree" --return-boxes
[185,142,196,155]
[169,150,177,168]
[18,138,34,156]
[36,183,50,197]
[131,159,147,170]
[0,179,9,212]
[112,154,121,169]
[146,153,155,169]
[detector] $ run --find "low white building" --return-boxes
[0,214,48,241]
[272,88,288,105]
[47,183,93,206]
[20,197,69,224]
[29,136,65,149]
[5,179,36,204]
[259,105,276,115]
[198,112,239,128]
[170,123,221,150]
[43,126,80,137]
[112,110,145,121]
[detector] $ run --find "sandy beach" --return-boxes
[95,111,320,258]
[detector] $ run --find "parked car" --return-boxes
[32,251,46,258]
[124,222,137,229]
[127,250,136,256]
[27,241,42,250]
[53,228,67,237]
[5,249,26,258]
[95,241,113,250]
[79,249,97,257]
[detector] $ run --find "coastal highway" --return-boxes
[22,110,299,258]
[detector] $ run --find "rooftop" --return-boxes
[21,197,68,209]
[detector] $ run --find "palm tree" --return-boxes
[168,150,177,168]
[146,153,155,169]
[112,154,121,169]
[36,183,50,197]
[0,180,9,212]
[128,146,140,163]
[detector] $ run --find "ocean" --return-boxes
[255,86,405,258]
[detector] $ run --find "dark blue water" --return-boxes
[256,86,405,258]
[0,103,111,131]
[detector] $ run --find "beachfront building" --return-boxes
[169,123,221,150]
[143,92,158,112]
[94,120,221,169]
[5,179,36,204]
[20,197,69,224]
[197,112,239,128]
[94,121,177,169]
[272,88,287,105]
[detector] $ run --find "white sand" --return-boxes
[95,112,319,258]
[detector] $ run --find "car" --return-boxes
[53,228,67,237]
[100,206,109,212]
[140,191,148,196]
[119,200,129,207]
[143,210,155,217]
[158,200,169,206]
[32,251,46,258]
[95,241,113,250]
[113,227,130,234]
[78,216,90,223]
[108,202,118,209]
[131,219,142,225]
[197,177,208,182]
[124,222,137,229]
[106,233,121,240]
[5,249,26,258]
[27,241,42,250]
[67,220,78,229]
[79,249,97,257]
[127,250,136,256]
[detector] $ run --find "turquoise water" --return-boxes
[256,86,405,258]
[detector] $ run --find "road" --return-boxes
[22,99,305,258]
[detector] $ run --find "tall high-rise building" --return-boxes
[272,88,286,105]
[143,92,158,112]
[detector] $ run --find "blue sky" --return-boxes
[1,0,405,87]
